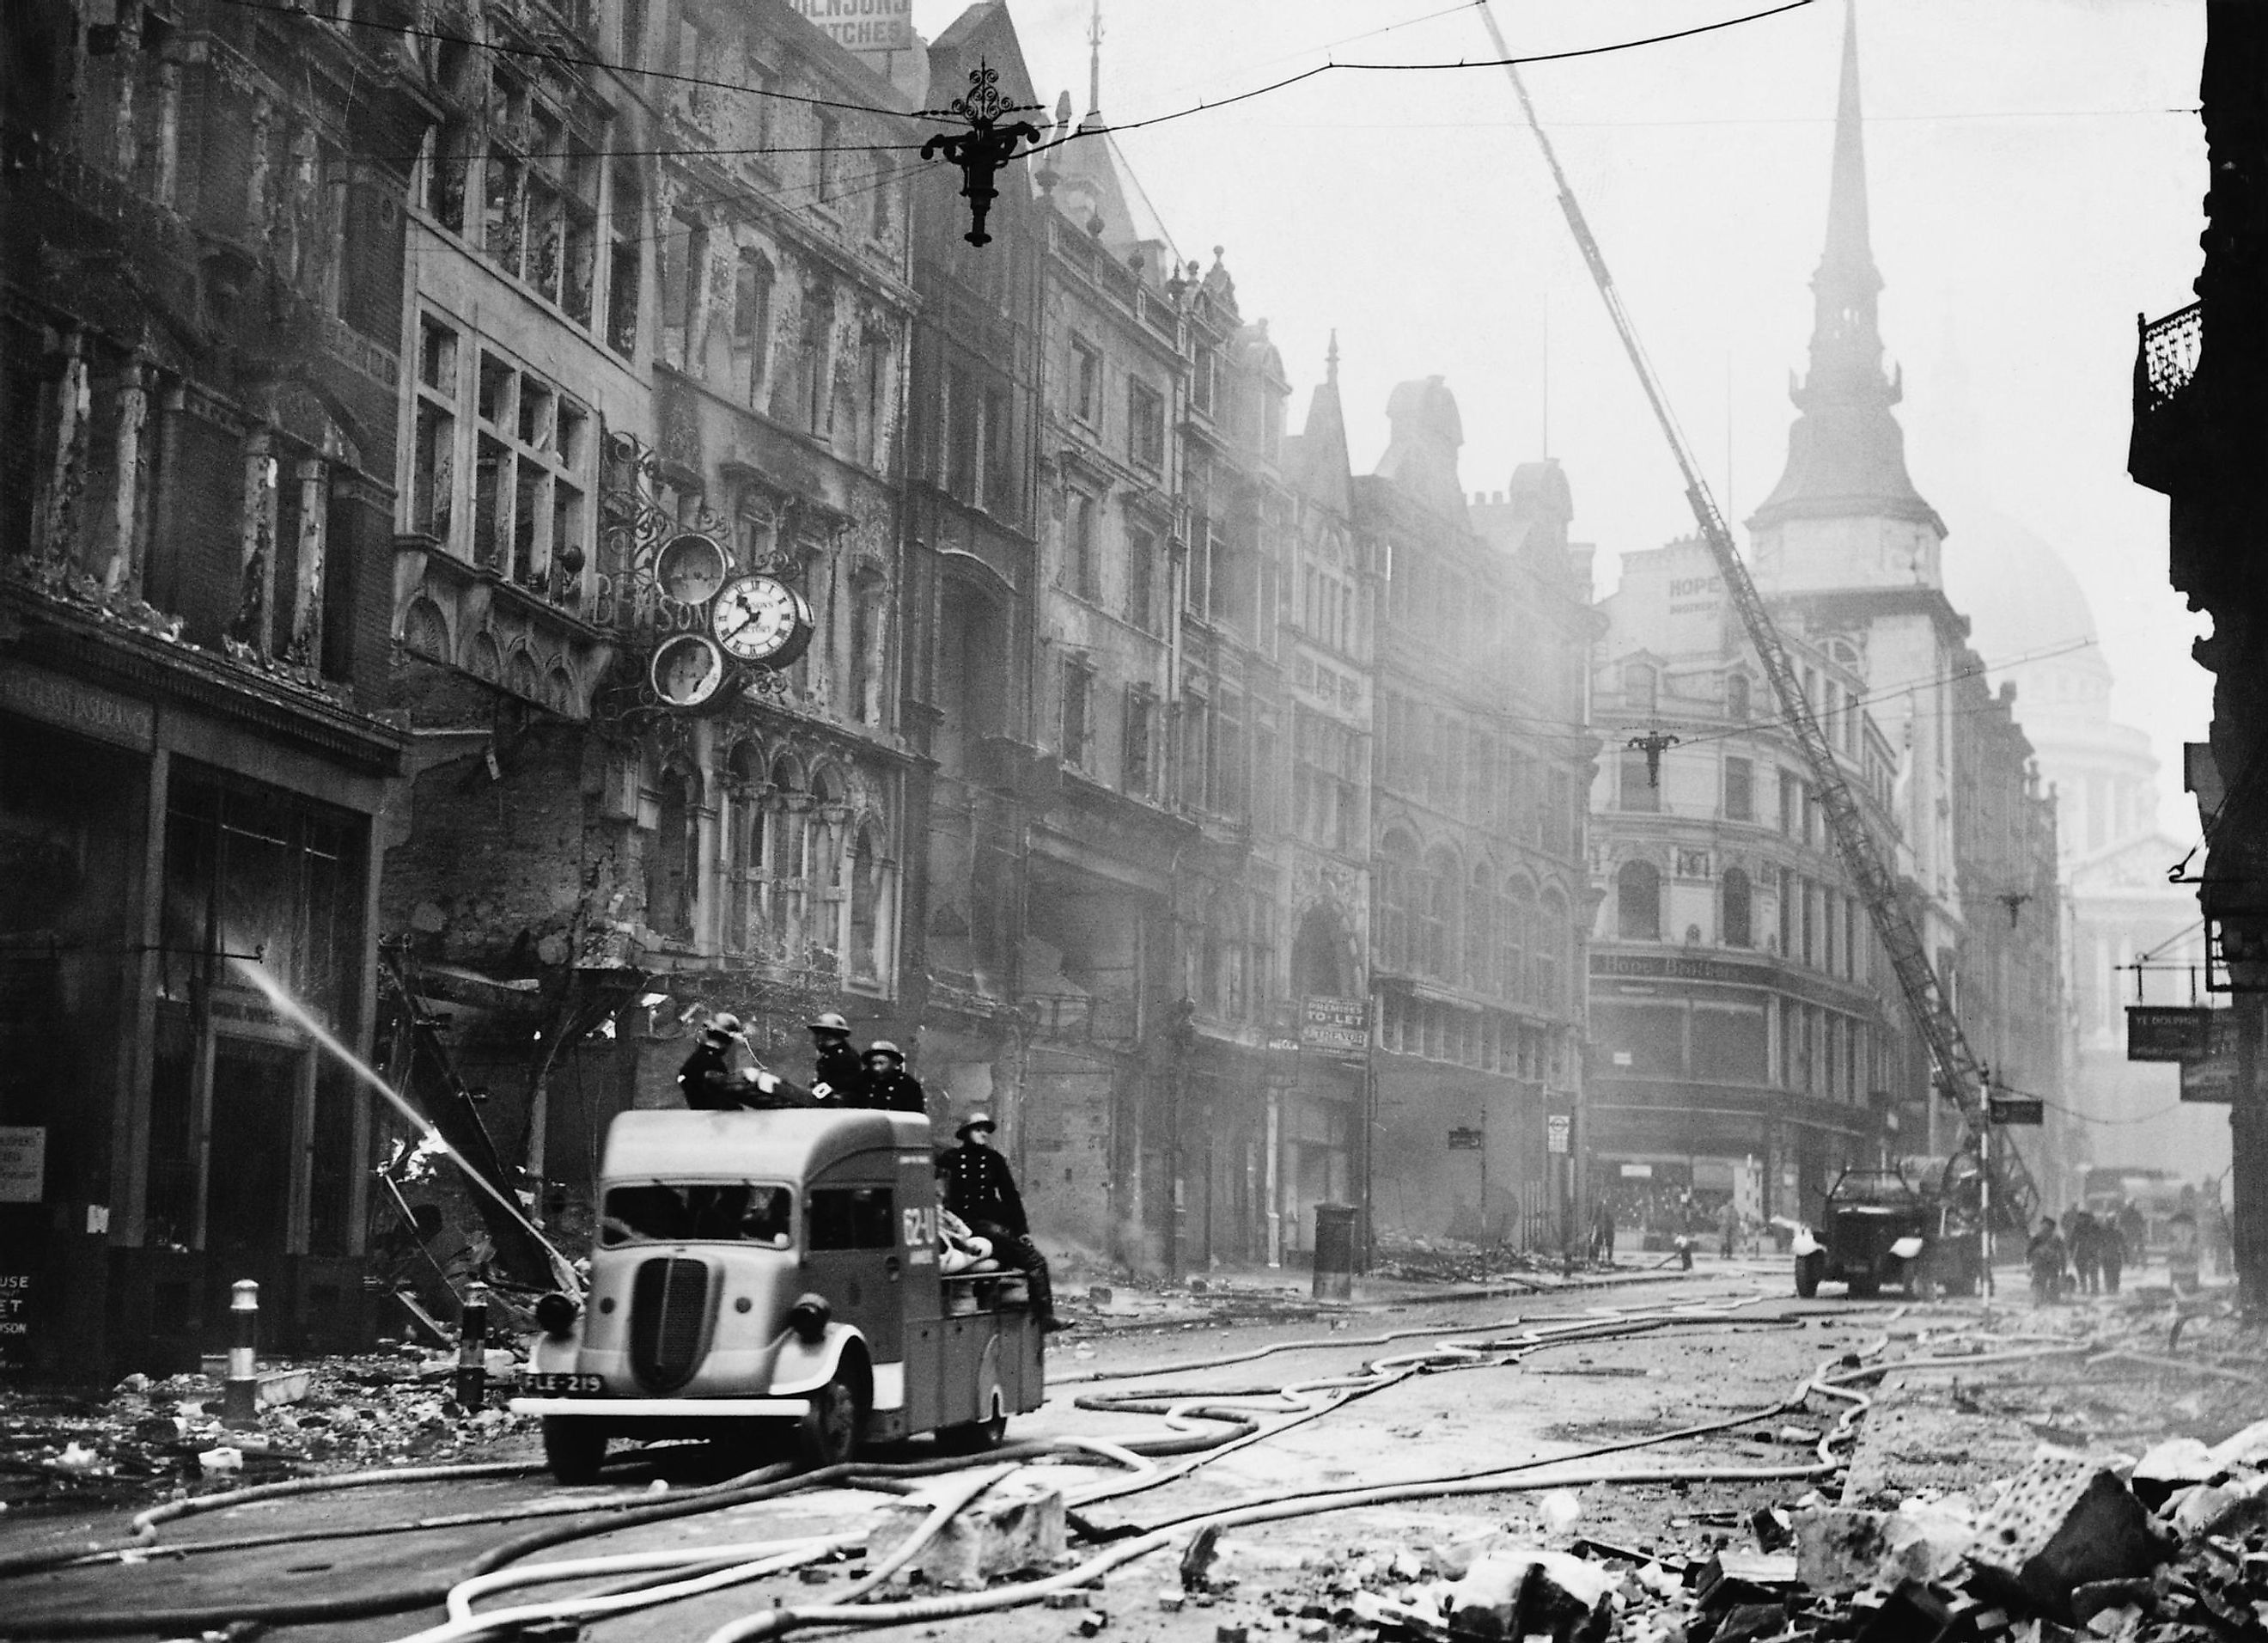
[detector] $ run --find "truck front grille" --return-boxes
[628,1256,710,1393]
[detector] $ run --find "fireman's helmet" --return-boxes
[702,1012,747,1045]
[808,1011,851,1035]
[865,1040,904,1066]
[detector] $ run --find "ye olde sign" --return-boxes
[789,0,911,51]
[2127,1005,2217,1063]
[1300,995,1369,1056]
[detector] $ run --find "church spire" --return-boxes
[1747,0,1942,542]
[1799,0,1893,411]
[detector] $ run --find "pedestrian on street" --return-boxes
[1590,1198,1616,1264]
[2167,1206,2202,1294]
[2027,1216,2067,1304]
[936,1111,1063,1331]
[2070,1209,2102,1296]
[1717,1199,1741,1261]
[2118,1200,2147,1265]
[807,1012,863,1104]
[857,1040,928,1115]
[2099,1210,2125,1294]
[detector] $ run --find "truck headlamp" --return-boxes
[535,1292,582,1337]
[787,1292,832,1344]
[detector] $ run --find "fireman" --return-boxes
[936,1111,1063,1331]
[857,1040,928,1115]
[677,1013,800,1109]
[808,1012,863,1104]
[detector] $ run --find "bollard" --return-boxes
[454,1281,489,1411]
[222,1280,260,1429]
[1311,1204,1357,1302]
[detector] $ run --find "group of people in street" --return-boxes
[2026,1200,2149,1301]
[676,1011,926,1115]
[674,1011,1064,1332]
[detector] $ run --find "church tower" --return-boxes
[1748,0,1945,593]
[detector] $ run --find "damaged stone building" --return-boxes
[1361,390,1600,1253]
[378,0,923,1251]
[2,0,418,1374]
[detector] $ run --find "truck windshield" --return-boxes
[600,1182,793,1247]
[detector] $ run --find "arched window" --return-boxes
[1381,832,1418,973]
[648,768,698,939]
[1616,859,1661,940]
[1291,905,1350,999]
[724,742,764,952]
[1422,846,1460,979]
[850,821,886,982]
[808,767,846,965]
[1722,866,1753,949]
[1539,890,1569,1011]
[1467,864,1496,994]
[1505,879,1535,1003]
[403,597,449,659]
[849,570,885,726]
[1726,672,1750,720]
[768,755,801,950]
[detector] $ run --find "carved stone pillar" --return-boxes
[288,457,327,665]
[152,59,181,207]
[246,95,274,244]
[234,430,277,652]
[113,15,141,177]
[102,359,149,596]
[41,331,89,563]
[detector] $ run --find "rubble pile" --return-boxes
[1228,1420,2268,1643]
[0,1348,537,1517]
[1369,1241,1586,1286]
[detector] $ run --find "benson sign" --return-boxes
[789,0,912,52]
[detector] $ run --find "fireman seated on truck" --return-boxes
[676,1013,808,1110]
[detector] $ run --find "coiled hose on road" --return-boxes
[0,1295,2072,1640]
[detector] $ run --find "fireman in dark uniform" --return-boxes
[678,1013,802,1109]
[936,1111,1062,1330]
[808,1011,863,1104]
[857,1040,928,1116]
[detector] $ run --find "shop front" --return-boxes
[1,634,399,1381]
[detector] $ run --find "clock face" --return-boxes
[650,633,728,709]
[711,574,814,666]
[654,532,729,607]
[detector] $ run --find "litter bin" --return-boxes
[1312,1203,1358,1301]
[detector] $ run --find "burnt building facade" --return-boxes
[1360,388,1599,1255]
[2,0,415,1374]
[376,0,923,1254]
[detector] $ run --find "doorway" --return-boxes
[204,1036,302,1316]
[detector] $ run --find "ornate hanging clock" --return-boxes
[650,632,729,710]
[710,574,815,669]
[653,531,731,607]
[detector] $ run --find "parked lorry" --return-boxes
[509,1108,1045,1481]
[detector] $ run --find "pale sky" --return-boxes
[907,0,2213,839]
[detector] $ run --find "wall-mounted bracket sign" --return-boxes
[2127,1005,2216,1062]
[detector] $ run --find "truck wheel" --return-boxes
[1795,1253,1824,1298]
[542,1417,608,1485]
[796,1368,869,1469]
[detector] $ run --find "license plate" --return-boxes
[523,1372,605,1395]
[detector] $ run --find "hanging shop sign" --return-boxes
[1446,1127,1485,1151]
[2126,1005,2216,1062]
[1987,1095,2045,1127]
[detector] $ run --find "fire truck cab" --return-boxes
[509,1108,1044,1481]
